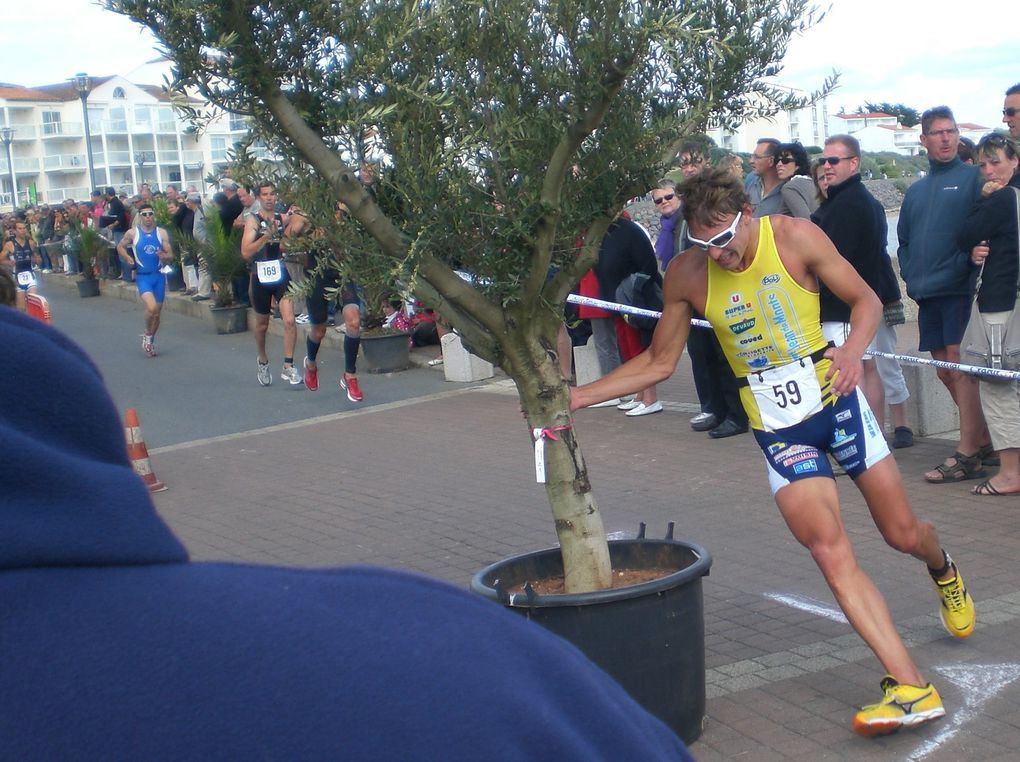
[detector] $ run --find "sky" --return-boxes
[0,0,1014,131]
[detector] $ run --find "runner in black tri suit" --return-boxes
[284,203,364,401]
[1,220,40,311]
[241,181,301,387]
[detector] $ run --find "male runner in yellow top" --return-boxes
[571,168,976,737]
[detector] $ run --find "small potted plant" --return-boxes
[69,218,104,298]
[195,209,248,333]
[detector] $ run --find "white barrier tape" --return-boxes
[566,293,1020,382]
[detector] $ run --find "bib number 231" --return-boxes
[747,359,823,432]
[256,259,283,285]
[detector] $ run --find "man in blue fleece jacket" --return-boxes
[0,306,690,761]
[897,106,991,484]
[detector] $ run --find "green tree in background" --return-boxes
[862,101,921,128]
[109,0,829,592]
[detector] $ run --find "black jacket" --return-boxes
[958,174,1020,313]
[811,173,899,323]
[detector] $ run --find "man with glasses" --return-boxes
[117,203,173,356]
[812,135,914,449]
[898,106,991,484]
[745,138,783,217]
[1004,83,1020,139]
[571,167,975,737]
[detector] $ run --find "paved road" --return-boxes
[44,282,456,447]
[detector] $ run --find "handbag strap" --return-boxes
[1014,187,1020,293]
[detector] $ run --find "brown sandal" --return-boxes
[924,451,987,484]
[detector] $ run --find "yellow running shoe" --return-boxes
[934,558,975,638]
[853,676,945,737]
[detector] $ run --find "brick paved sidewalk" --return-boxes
[148,362,1020,760]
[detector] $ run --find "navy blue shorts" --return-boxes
[753,388,890,495]
[305,275,362,326]
[917,295,969,352]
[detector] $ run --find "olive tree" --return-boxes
[110,0,827,592]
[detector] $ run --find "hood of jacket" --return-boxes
[0,307,187,570]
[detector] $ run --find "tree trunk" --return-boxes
[503,319,612,593]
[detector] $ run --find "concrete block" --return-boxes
[573,336,602,386]
[442,332,494,382]
[901,361,959,437]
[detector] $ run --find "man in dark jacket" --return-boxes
[101,186,128,279]
[0,306,691,761]
[812,134,913,446]
[897,106,991,483]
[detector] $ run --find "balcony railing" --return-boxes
[158,150,181,163]
[182,149,204,168]
[15,156,40,172]
[41,121,83,138]
[106,150,132,166]
[6,124,38,139]
[43,153,88,171]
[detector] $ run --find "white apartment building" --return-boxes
[707,85,830,154]
[0,59,255,211]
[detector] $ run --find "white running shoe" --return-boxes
[281,364,303,385]
[141,333,155,357]
[257,358,272,386]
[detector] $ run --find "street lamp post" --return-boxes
[73,73,98,193]
[0,126,14,210]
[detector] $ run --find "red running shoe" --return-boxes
[303,356,318,391]
[340,374,363,402]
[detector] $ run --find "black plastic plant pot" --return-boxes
[471,532,712,744]
[361,331,411,373]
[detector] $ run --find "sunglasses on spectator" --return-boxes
[688,211,742,250]
[139,212,155,217]
[776,155,796,164]
[817,156,856,166]
[652,192,676,205]
[1003,107,1019,117]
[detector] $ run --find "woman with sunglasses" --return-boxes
[958,133,1020,496]
[775,142,818,219]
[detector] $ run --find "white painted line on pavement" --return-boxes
[908,663,1020,760]
[149,384,509,455]
[765,592,849,624]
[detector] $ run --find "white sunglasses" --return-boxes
[687,212,742,250]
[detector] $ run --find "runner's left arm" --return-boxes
[157,228,174,263]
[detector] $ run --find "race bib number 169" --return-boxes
[256,259,283,285]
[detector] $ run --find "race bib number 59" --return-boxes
[747,358,823,432]
[256,259,283,285]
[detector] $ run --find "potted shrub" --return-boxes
[196,209,248,334]
[153,197,186,292]
[69,218,104,298]
[117,0,825,742]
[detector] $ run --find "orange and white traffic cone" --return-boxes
[124,408,167,493]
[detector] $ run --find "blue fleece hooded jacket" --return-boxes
[897,156,982,301]
[0,307,690,761]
